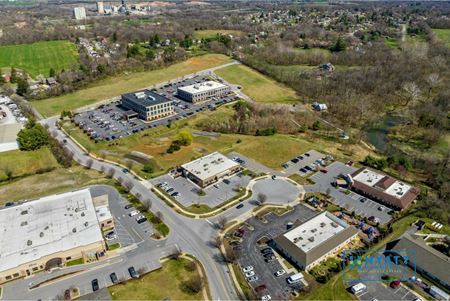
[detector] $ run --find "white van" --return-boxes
[128,210,140,217]
[351,283,367,294]
[287,273,304,284]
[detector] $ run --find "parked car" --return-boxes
[242,266,254,273]
[304,153,310,157]
[300,168,307,173]
[282,163,289,169]
[255,284,267,293]
[129,210,140,217]
[128,267,139,278]
[261,295,271,301]
[64,289,71,300]
[236,203,244,209]
[105,231,117,241]
[245,271,255,278]
[110,272,119,284]
[248,276,259,282]
[378,206,384,211]
[275,269,286,277]
[223,179,230,184]
[136,215,147,224]
[271,175,277,180]
[91,279,99,291]
[360,198,366,203]
[390,280,400,289]
[124,204,133,210]
[261,248,273,255]
[291,158,299,163]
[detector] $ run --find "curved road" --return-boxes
[44,116,238,301]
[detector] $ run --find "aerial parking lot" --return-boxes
[231,204,316,300]
[151,171,252,208]
[282,150,329,176]
[73,75,238,142]
[306,162,393,225]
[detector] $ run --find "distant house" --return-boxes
[312,102,328,111]
[386,233,450,290]
[319,62,335,72]
[46,77,57,85]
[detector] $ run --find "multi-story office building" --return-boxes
[177,81,230,103]
[121,90,174,121]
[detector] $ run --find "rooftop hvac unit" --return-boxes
[331,222,338,228]
[194,85,199,89]
[308,237,315,242]
[320,222,326,228]
[207,82,213,86]
[135,92,146,98]
[311,228,317,233]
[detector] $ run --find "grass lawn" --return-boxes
[62,106,374,178]
[215,64,299,103]
[109,258,204,300]
[385,37,399,48]
[288,173,315,185]
[299,269,357,300]
[0,40,79,77]
[0,166,113,204]
[33,53,232,117]
[432,29,450,47]
[66,258,84,266]
[193,29,243,39]
[0,147,59,181]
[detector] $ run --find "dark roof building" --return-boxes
[121,90,174,121]
[350,168,420,210]
[386,233,450,290]
[273,211,359,271]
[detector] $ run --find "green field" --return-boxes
[33,53,232,117]
[62,105,373,179]
[109,258,205,300]
[215,64,299,103]
[385,37,399,49]
[193,29,243,39]
[0,166,113,204]
[0,147,59,181]
[432,28,450,47]
[0,40,79,77]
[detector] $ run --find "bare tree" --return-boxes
[142,199,152,211]
[257,193,267,205]
[85,158,94,169]
[169,246,182,260]
[123,181,133,192]
[99,150,107,160]
[155,211,163,222]
[125,159,134,170]
[106,167,115,178]
[182,275,204,294]
[217,216,227,230]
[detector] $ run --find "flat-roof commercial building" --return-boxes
[0,189,107,284]
[177,81,230,103]
[274,211,358,271]
[73,7,87,20]
[349,168,420,210]
[121,90,174,121]
[181,152,241,188]
[386,233,450,290]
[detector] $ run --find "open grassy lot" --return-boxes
[0,40,79,77]
[0,147,59,181]
[193,29,243,39]
[0,166,113,204]
[109,258,205,300]
[385,37,399,48]
[215,64,299,103]
[432,28,450,47]
[62,105,373,179]
[33,53,232,117]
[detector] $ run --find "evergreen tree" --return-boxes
[49,68,56,78]
[10,67,17,83]
[16,76,29,96]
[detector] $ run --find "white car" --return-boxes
[261,295,271,301]
[128,210,140,217]
[274,269,286,277]
[245,271,255,278]
[242,266,254,273]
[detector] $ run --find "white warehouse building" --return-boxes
[177,81,230,103]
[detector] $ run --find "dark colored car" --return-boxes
[360,198,366,203]
[305,166,313,171]
[282,163,289,169]
[166,188,174,193]
[64,289,71,300]
[223,179,230,184]
[124,204,133,210]
[297,156,304,160]
[261,248,273,255]
[236,203,244,209]
[128,266,139,278]
[304,153,310,157]
[91,279,99,291]
[122,168,129,173]
[300,168,307,173]
[4,202,14,207]
[137,217,148,224]
[291,158,299,163]
[110,272,118,284]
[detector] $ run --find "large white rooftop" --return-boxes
[181,152,239,181]
[353,169,384,187]
[283,212,348,253]
[0,189,103,272]
[385,181,412,198]
[177,81,227,95]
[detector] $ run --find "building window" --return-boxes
[32,267,39,272]
[13,273,20,278]
[5,275,12,280]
